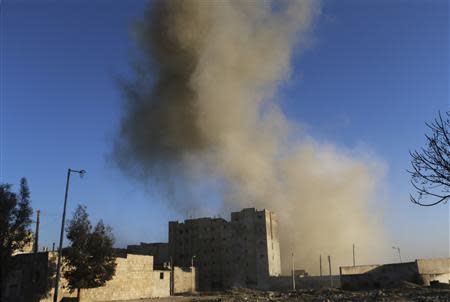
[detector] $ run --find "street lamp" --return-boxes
[392,246,402,263]
[191,255,196,292]
[53,168,86,302]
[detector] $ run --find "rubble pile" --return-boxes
[192,286,450,302]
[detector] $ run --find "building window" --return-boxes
[160,272,164,279]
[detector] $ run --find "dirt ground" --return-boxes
[123,285,450,302]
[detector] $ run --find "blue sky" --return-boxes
[1,0,448,263]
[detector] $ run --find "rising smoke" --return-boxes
[115,0,388,273]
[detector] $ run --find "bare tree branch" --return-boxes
[409,111,450,206]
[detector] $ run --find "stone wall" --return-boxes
[173,267,196,294]
[42,254,170,302]
[151,270,171,297]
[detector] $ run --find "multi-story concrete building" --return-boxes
[169,208,281,290]
[230,208,282,288]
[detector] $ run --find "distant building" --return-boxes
[169,208,281,290]
[127,242,169,268]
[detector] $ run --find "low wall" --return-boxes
[416,258,450,285]
[340,265,379,275]
[173,267,196,294]
[43,254,170,302]
[340,262,420,290]
[151,270,171,297]
[269,275,341,290]
[340,258,450,289]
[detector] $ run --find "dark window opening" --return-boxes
[160,272,164,279]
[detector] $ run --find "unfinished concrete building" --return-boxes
[169,208,281,290]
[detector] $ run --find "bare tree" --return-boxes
[409,111,450,206]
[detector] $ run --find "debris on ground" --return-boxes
[192,286,450,302]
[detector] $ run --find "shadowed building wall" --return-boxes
[169,208,281,290]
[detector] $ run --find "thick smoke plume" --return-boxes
[116,0,388,273]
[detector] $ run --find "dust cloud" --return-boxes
[115,0,389,274]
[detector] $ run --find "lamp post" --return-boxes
[291,252,295,291]
[191,255,196,292]
[392,246,402,263]
[53,168,86,302]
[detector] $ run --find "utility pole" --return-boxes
[319,254,322,278]
[352,243,355,266]
[328,255,333,287]
[291,252,296,291]
[170,257,174,295]
[33,210,40,253]
[53,168,85,302]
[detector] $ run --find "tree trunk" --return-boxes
[76,288,80,302]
